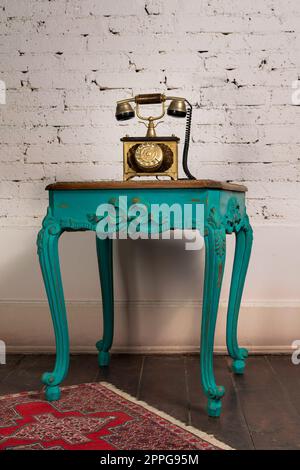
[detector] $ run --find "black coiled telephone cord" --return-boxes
[181,104,196,180]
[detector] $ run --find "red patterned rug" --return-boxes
[0,382,231,450]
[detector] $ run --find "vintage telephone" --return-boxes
[115,93,195,181]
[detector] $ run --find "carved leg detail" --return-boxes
[96,237,114,367]
[226,223,253,374]
[37,215,69,401]
[201,227,226,417]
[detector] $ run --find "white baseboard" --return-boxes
[6,344,292,355]
[1,299,299,355]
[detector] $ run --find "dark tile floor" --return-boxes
[1,354,300,450]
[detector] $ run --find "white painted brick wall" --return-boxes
[0,0,300,226]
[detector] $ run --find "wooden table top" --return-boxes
[46,180,247,193]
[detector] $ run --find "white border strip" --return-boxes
[1,298,300,308]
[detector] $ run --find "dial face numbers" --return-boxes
[134,143,163,170]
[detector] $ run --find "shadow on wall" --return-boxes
[116,236,205,349]
[2,226,296,352]
[0,229,205,351]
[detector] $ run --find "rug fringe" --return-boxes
[99,381,234,450]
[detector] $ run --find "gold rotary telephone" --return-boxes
[115,93,195,181]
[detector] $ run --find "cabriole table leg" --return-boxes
[96,237,114,367]
[37,213,70,401]
[200,225,226,417]
[226,218,253,374]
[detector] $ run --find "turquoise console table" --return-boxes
[37,180,253,417]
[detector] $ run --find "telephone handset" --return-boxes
[115,93,195,181]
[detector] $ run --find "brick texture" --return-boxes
[0,0,300,226]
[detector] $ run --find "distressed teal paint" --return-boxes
[226,214,253,375]
[96,237,114,367]
[201,197,226,418]
[37,187,252,417]
[37,210,70,401]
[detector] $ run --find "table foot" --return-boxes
[98,350,110,367]
[207,398,222,418]
[232,359,245,375]
[231,348,248,374]
[45,385,61,401]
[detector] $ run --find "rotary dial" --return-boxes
[134,143,163,170]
